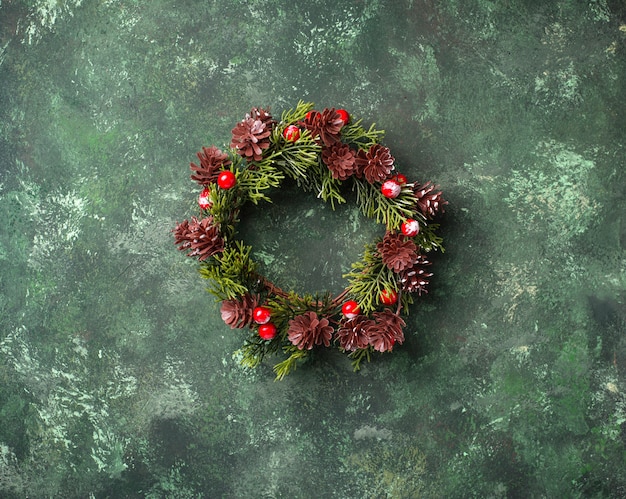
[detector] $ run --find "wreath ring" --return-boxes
[173,101,446,379]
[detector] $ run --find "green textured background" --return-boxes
[1,0,625,497]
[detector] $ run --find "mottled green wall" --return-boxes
[1,0,625,497]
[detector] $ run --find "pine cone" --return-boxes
[220,293,259,329]
[368,310,406,352]
[288,311,334,350]
[230,107,274,161]
[322,143,357,180]
[190,146,232,186]
[172,216,224,261]
[355,144,395,184]
[413,182,447,218]
[336,315,374,351]
[376,231,418,273]
[249,107,275,127]
[301,108,343,147]
[398,254,433,295]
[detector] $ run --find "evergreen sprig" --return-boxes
[416,223,445,252]
[273,346,309,380]
[268,291,339,324]
[207,177,244,237]
[271,128,322,185]
[348,347,373,372]
[198,241,256,300]
[237,163,284,205]
[309,158,346,208]
[343,242,398,314]
[280,100,313,124]
[341,119,385,149]
[353,180,418,230]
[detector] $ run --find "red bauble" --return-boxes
[341,300,360,319]
[394,173,407,184]
[336,109,350,125]
[283,124,300,142]
[379,289,398,305]
[401,218,420,237]
[217,170,236,189]
[198,188,212,210]
[258,323,277,340]
[253,306,272,325]
[381,179,401,198]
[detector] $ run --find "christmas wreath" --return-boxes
[173,101,446,379]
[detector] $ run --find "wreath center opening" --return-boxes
[238,181,383,296]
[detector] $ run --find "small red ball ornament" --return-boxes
[379,289,398,306]
[381,179,401,199]
[401,218,420,237]
[394,173,407,184]
[198,188,212,210]
[258,323,277,340]
[283,125,300,142]
[336,109,350,125]
[341,300,360,319]
[217,170,236,189]
[253,306,272,325]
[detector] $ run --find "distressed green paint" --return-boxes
[1,0,626,497]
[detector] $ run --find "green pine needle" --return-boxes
[272,128,322,184]
[341,119,385,149]
[280,100,314,123]
[343,242,399,314]
[416,223,445,252]
[349,347,373,371]
[273,347,309,380]
[354,179,417,230]
[198,241,257,300]
[237,161,284,204]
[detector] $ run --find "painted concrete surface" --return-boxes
[1,1,625,496]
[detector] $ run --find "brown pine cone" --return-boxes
[413,182,447,218]
[376,231,418,273]
[322,143,357,180]
[336,315,373,351]
[301,108,343,147]
[190,146,232,186]
[230,108,274,161]
[172,216,224,261]
[173,219,192,245]
[398,254,433,295]
[220,294,259,329]
[354,144,395,184]
[368,310,405,352]
[288,311,334,350]
[248,107,275,127]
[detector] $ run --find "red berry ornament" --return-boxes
[341,300,360,319]
[198,188,212,210]
[336,109,350,125]
[381,179,401,199]
[401,218,420,237]
[379,289,398,306]
[394,173,407,184]
[217,170,236,189]
[283,125,300,142]
[253,306,272,325]
[258,323,277,340]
